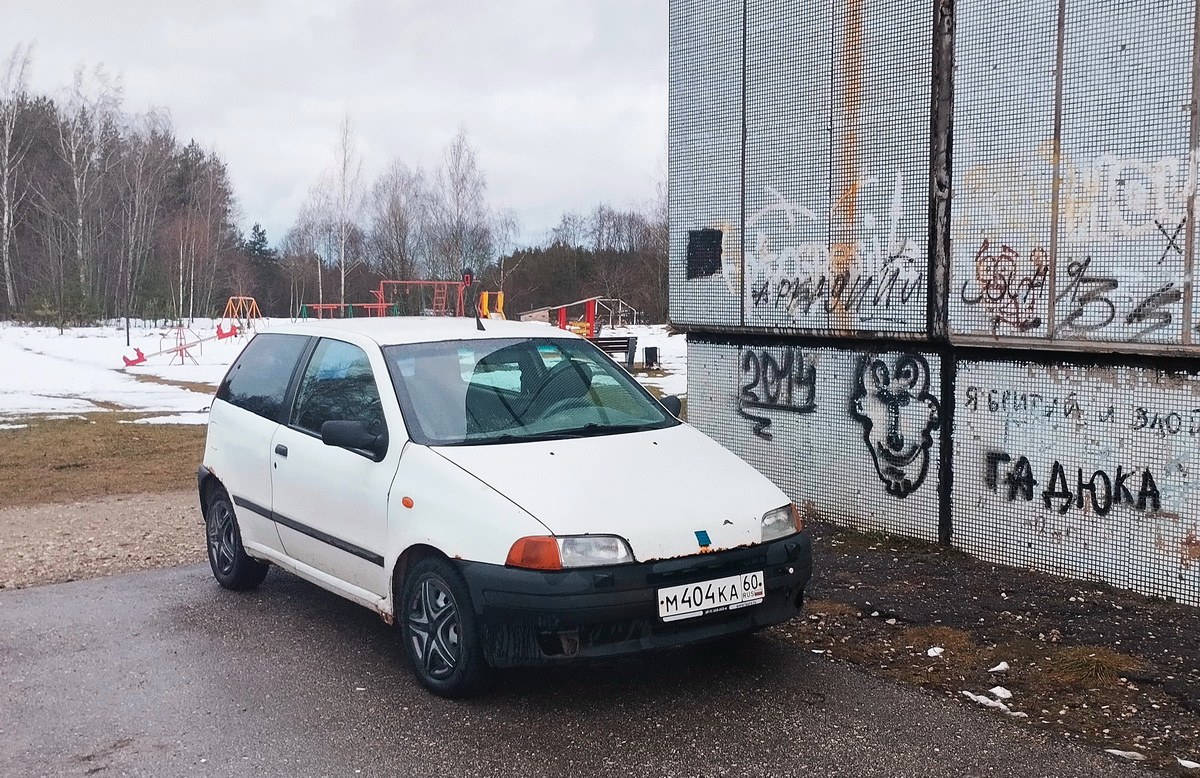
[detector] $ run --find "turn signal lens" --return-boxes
[506,535,636,570]
[506,536,562,570]
[790,503,804,531]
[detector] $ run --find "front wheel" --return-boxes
[400,557,487,698]
[204,488,269,590]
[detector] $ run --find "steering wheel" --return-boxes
[527,361,592,416]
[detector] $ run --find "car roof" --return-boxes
[266,316,581,346]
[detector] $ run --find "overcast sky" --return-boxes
[5,0,668,248]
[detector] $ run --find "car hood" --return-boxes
[432,423,789,562]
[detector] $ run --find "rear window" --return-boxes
[216,333,310,421]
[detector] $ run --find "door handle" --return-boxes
[274,444,288,457]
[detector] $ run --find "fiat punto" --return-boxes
[198,318,811,697]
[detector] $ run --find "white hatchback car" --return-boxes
[199,318,811,696]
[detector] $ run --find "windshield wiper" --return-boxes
[473,431,580,445]
[557,423,656,438]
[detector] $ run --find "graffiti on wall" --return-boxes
[737,346,817,440]
[959,239,1048,334]
[984,452,1161,516]
[851,353,942,498]
[744,178,924,328]
[1058,154,1191,245]
[953,152,1193,344]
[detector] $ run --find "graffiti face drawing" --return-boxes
[851,354,941,498]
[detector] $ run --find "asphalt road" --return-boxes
[0,566,1153,778]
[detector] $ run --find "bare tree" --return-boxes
[492,207,521,291]
[330,113,363,304]
[280,218,321,316]
[430,127,491,278]
[291,189,330,307]
[548,210,587,247]
[368,159,428,281]
[53,64,121,299]
[115,110,173,319]
[0,43,33,313]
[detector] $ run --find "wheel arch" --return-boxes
[197,466,225,515]
[391,543,451,601]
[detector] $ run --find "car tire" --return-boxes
[400,557,487,698]
[204,487,269,591]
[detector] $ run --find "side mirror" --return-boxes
[321,420,388,461]
[661,395,683,418]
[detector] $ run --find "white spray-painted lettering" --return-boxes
[744,173,923,324]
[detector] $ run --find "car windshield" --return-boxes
[382,337,678,446]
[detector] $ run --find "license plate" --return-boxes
[657,571,765,622]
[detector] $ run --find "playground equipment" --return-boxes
[300,273,478,320]
[122,323,240,367]
[221,296,263,331]
[518,297,640,338]
[479,291,505,320]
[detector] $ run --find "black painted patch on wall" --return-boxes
[686,229,723,279]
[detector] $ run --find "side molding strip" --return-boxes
[232,495,385,567]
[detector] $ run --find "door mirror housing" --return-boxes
[321,420,388,461]
[661,395,683,418]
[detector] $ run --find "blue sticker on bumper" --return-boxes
[695,530,711,547]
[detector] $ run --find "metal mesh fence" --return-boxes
[671,0,932,334]
[669,0,744,328]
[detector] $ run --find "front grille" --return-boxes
[644,548,769,587]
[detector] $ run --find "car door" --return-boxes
[269,336,402,598]
[206,332,311,555]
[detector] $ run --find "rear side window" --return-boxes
[216,333,309,421]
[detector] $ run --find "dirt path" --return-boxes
[0,491,204,590]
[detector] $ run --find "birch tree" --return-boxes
[430,127,491,279]
[331,114,362,305]
[115,110,172,318]
[54,65,121,300]
[368,159,428,281]
[0,43,32,313]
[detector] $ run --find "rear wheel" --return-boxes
[401,557,487,698]
[204,488,269,590]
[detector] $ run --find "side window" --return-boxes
[216,333,309,420]
[291,338,385,436]
[470,347,527,393]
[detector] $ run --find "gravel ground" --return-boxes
[772,524,1200,773]
[0,491,204,590]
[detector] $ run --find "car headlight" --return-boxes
[506,535,635,570]
[761,504,803,543]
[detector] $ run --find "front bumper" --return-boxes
[455,531,812,668]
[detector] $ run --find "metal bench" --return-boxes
[588,336,638,370]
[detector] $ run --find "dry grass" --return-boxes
[0,414,206,508]
[902,625,976,654]
[1050,646,1146,686]
[129,372,220,396]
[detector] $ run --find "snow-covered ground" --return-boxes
[602,324,688,397]
[0,320,241,424]
[0,319,687,425]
